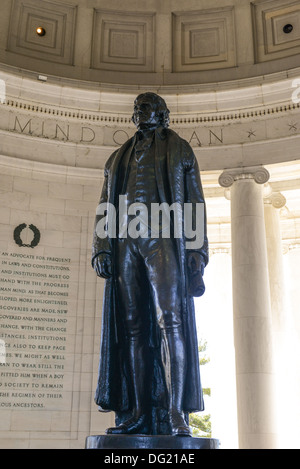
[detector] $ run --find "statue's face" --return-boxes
[133,94,160,130]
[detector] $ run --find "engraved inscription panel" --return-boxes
[0,250,77,415]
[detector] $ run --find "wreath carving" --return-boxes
[13,224,41,248]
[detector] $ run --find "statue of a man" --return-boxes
[92,92,208,436]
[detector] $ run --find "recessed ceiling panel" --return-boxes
[7,0,77,65]
[91,10,155,72]
[172,7,236,72]
[252,0,300,62]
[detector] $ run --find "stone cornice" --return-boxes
[1,67,300,124]
[1,67,300,170]
[1,95,300,149]
[2,96,300,126]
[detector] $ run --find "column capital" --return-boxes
[209,245,231,256]
[264,192,286,209]
[263,184,286,209]
[218,166,270,188]
[284,242,300,253]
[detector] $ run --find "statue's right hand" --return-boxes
[93,253,112,279]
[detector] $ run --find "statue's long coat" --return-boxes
[92,127,208,417]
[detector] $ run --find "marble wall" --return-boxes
[0,157,110,448]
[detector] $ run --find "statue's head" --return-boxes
[132,92,170,130]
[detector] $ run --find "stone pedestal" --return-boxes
[85,435,219,450]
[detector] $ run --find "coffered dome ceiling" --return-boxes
[1,0,300,88]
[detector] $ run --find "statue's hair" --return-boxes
[132,92,170,128]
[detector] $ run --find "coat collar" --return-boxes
[135,126,167,141]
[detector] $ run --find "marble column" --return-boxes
[263,188,289,446]
[219,167,277,449]
[284,243,300,343]
[263,188,287,347]
[204,247,238,449]
[283,244,300,447]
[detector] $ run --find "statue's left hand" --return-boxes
[187,252,205,276]
[187,252,205,297]
[93,253,112,279]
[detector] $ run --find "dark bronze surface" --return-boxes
[86,435,219,449]
[92,92,208,436]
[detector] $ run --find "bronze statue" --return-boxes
[92,92,208,436]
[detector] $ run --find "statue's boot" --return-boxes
[106,337,150,435]
[169,410,192,437]
[162,328,192,437]
[106,414,149,435]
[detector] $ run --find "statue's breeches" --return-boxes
[115,236,182,338]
